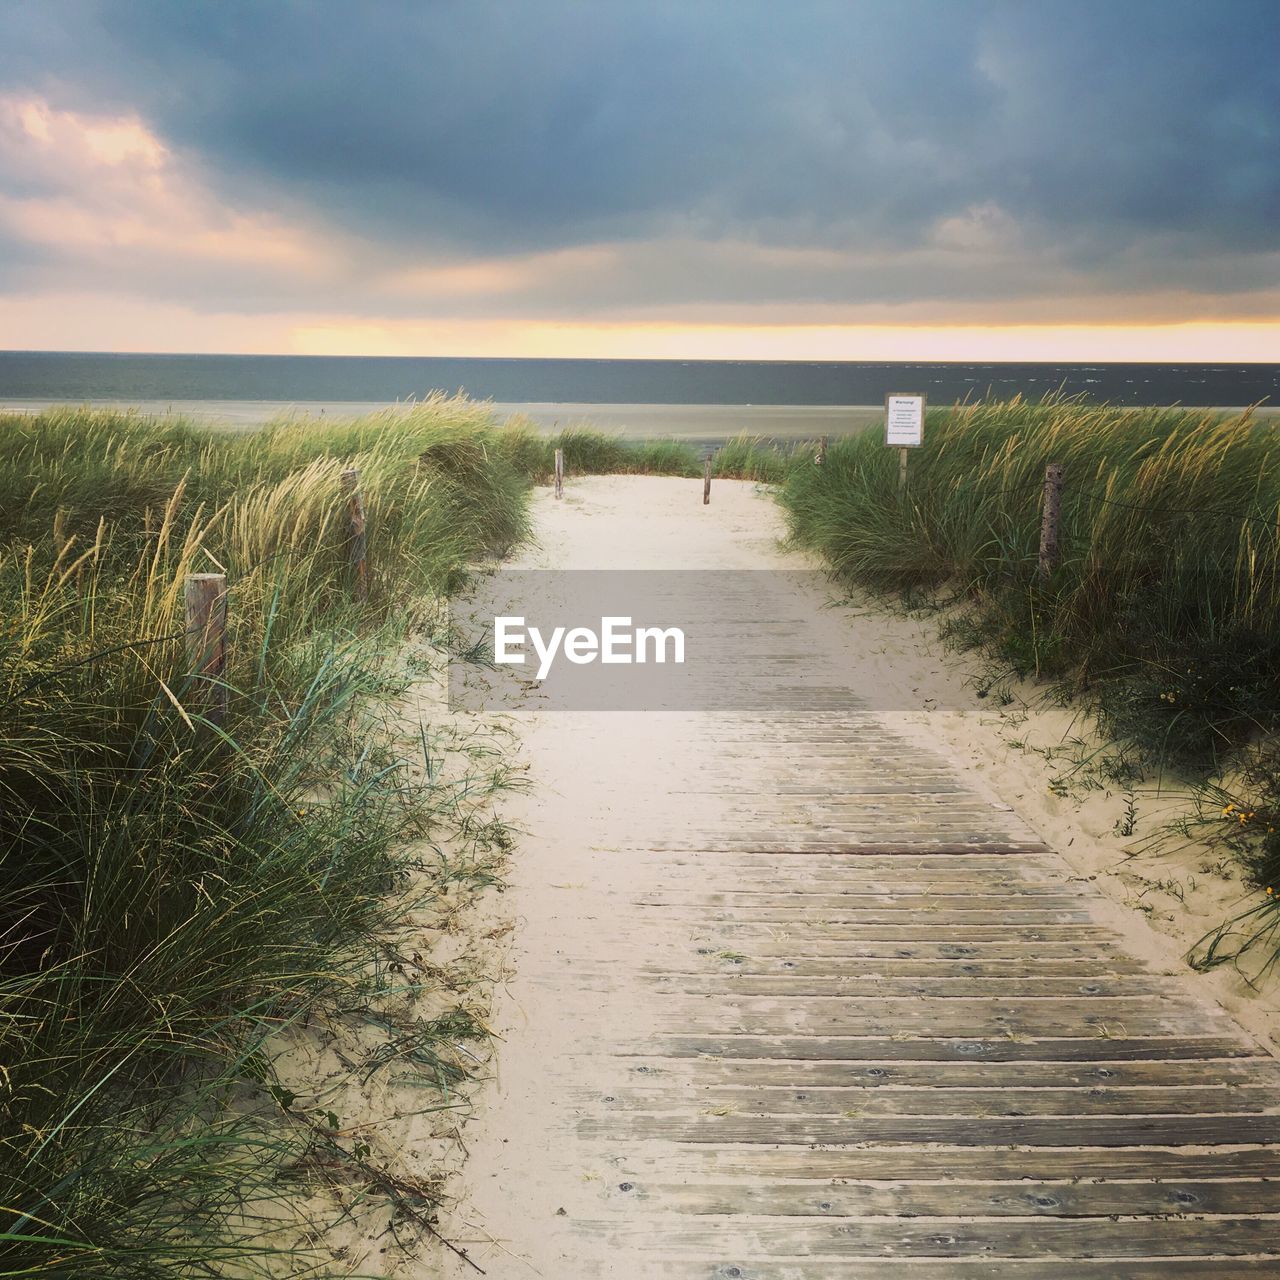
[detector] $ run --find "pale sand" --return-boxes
[432,475,1277,1276]
[238,664,524,1278]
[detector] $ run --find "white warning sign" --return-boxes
[885,393,926,447]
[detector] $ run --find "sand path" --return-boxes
[442,476,1280,1279]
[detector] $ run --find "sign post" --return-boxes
[885,392,926,491]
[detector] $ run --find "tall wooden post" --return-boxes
[341,467,368,602]
[1039,462,1064,578]
[554,448,564,500]
[703,455,712,505]
[184,572,228,726]
[898,447,909,492]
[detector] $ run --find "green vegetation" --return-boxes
[519,426,701,477]
[778,394,1280,965]
[708,433,794,484]
[504,424,800,483]
[0,397,539,1276]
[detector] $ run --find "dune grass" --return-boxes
[709,434,796,484]
[778,394,1280,964]
[502,423,802,483]
[0,396,540,1275]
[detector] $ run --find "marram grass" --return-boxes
[0,397,539,1276]
[504,422,800,483]
[778,393,1280,964]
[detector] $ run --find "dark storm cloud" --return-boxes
[0,0,1276,311]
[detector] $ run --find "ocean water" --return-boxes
[2,351,1278,405]
[1,352,1276,440]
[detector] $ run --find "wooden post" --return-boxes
[1039,462,1064,578]
[703,455,712,505]
[816,436,828,466]
[554,448,564,500]
[341,467,368,602]
[184,573,227,726]
[898,447,909,492]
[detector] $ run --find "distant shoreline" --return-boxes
[2,398,1277,442]
[2,353,1277,411]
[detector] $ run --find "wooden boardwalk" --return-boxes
[444,483,1280,1279]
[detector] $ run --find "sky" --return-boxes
[0,0,1276,360]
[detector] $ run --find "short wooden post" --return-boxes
[341,467,368,602]
[184,573,227,725]
[898,447,909,492]
[554,448,564,500]
[703,455,712,505]
[816,436,828,466]
[1039,462,1064,578]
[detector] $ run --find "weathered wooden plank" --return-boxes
[633,881,1078,896]
[590,1083,1280,1118]
[636,975,1184,999]
[600,1144,1280,1182]
[637,843,1054,855]
[609,1055,1280,1090]
[635,887,1089,901]
[613,1034,1256,1062]
[637,845,1061,858]
[642,997,1230,1038]
[634,891,1091,906]
[632,872,1068,890]
[642,957,1150,976]
[681,925,1122,940]
[522,956,1150,981]
[637,881,1076,898]
[635,907,1097,924]
[546,926,1133,950]
[627,868,1066,884]
[640,825,1032,839]
[628,854,1058,873]
[624,857,1059,871]
[575,1002,1222,1040]
[578,1112,1280,1146]
[624,1178,1280,1219]
[679,942,1139,962]
[670,778,967,788]
[617,1259,1280,1279]
[586,1215,1280,1257]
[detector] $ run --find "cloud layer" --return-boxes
[0,0,1277,342]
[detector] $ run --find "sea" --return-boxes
[1,352,1277,442]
